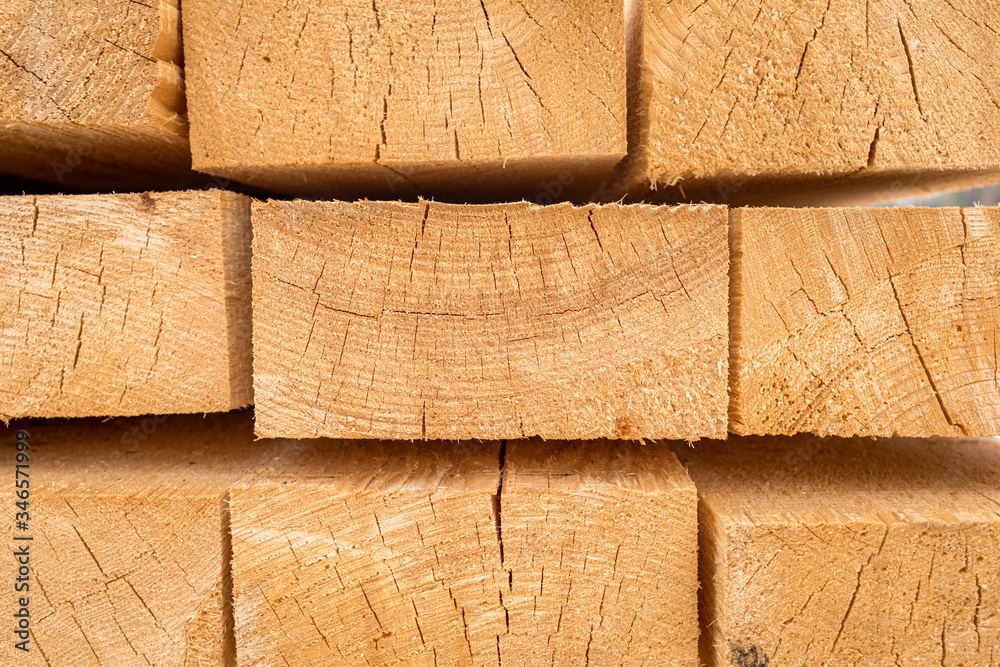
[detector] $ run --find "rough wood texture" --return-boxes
[0,191,253,421]
[731,206,1000,438]
[0,0,196,189]
[252,200,728,440]
[230,440,507,666]
[499,440,698,666]
[230,438,698,666]
[673,435,1000,667]
[608,0,1000,206]
[0,410,263,666]
[183,0,626,201]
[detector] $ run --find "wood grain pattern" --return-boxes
[0,410,263,666]
[0,191,253,420]
[674,435,1000,667]
[499,440,698,666]
[230,439,507,666]
[608,0,1000,205]
[230,438,697,666]
[730,206,999,437]
[182,0,626,200]
[251,200,728,440]
[0,0,195,189]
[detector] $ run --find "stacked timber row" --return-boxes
[1,0,999,666]
[4,417,1000,665]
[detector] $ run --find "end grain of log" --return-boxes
[674,435,1000,667]
[182,0,626,201]
[730,206,999,438]
[230,438,699,666]
[499,440,698,666]
[0,190,253,421]
[0,410,264,666]
[0,0,197,189]
[251,199,728,441]
[607,0,1000,206]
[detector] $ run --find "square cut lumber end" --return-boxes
[499,440,698,667]
[251,200,728,441]
[229,438,698,666]
[0,0,197,190]
[610,0,1000,206]
[182,0,626,201]
[230,439,507,666]
[0,410,265,667]
[673,435,1000,667]
[730,206,1000,438]
[0,190,254,420]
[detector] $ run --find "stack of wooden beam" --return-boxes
[1,0,998,665]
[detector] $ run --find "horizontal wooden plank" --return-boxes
[230,438,697,666]
[0,0,199,189]
[0,191,253,420]
[674,434,1000,667]
[251,200,728,440]
[609,0,1000,205]
[182,0,626,200]
[731,206,999,437]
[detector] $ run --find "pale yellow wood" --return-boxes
[499,440,698,666]
[731,206,1000,437]
[0,0,195,189]
[251,200,728,440]
[0,410,263,666]
[230,440,507,666]
[0,191,253,420]
[607,0,1000,205]
[674,435,1000,667]
[182,0,626,200]
[230,438,698,666]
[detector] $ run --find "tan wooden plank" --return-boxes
[499,440,698,666]
[730,206,999,437]
[230,438,698,666]
[182,0,626,200]
[0,0,197,189]
[674,434,1000,667]
[230,440,507,666]
[0,410,263,666]
[251,200,728,440]
[607,0,1000,205]
[0,191,253,420]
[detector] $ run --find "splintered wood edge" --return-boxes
[504,439,695,496]
[149,0,187,137]
[727,207,746,433]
